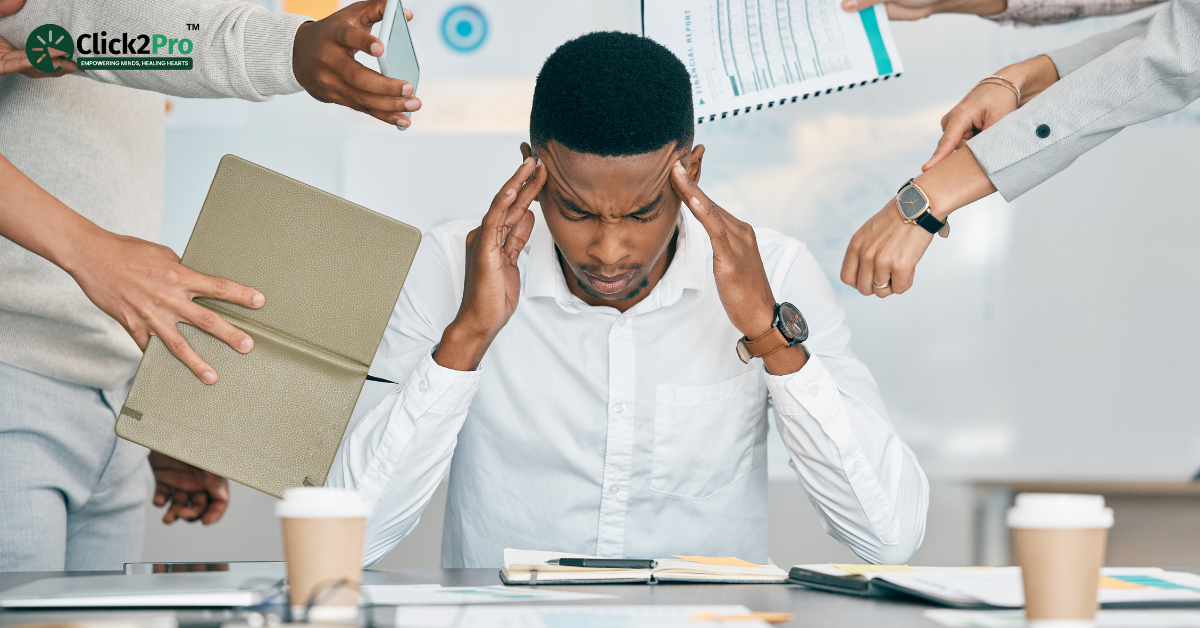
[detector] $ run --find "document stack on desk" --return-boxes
[501,549,788,585]
[788,565,1200,609]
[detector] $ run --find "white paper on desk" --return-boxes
[884,568,1200,609]
[391,605,765,628]
[926,609,1200,628]
[362,584,615,605]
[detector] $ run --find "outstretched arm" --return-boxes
[0,0,420,126]
[841,0,1163,24]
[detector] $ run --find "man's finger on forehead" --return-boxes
[490,158,536,207]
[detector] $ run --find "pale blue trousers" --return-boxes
[0,360,151,571]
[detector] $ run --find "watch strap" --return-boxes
[742,327,790,359]
[914,210,945,235]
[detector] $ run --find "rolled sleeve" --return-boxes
[242,11,310,98]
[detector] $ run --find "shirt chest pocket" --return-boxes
[651,370,766,500]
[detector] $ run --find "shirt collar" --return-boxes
[524,207,710,314]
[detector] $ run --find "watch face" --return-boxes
[777,303,808,344]
[897,186,927,220]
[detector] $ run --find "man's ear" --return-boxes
[685,144,705,184]
[0,0,26,18]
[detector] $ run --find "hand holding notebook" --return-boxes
[116,155,422,498]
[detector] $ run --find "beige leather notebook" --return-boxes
[116,155,421,498]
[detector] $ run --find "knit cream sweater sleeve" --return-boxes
[0,0,311,101]
[984,0,1165,26]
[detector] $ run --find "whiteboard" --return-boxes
[162,2,1200,483]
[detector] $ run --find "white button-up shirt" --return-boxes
[328,209,929,568]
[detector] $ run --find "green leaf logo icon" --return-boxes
[26,24,74,74]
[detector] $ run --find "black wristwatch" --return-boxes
[896,178,949,238]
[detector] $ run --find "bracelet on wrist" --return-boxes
[974,75,1020,107]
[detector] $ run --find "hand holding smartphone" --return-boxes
[377,0,420,131]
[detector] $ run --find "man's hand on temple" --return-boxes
[434,153,546,372]
[669,157,808,375]
[293,0,421,127]
[149,451,230,525]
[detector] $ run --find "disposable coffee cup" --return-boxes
[276,488,370,623]
[1007,493,1114,628]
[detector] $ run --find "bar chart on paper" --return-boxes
[644,0,902,122]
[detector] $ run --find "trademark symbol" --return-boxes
[186,23,199,30]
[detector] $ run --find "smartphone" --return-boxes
[377,0,419,131]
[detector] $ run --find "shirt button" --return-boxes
[618,317,628,326]
[613,402,625,414]
[853,459,863,470]
[418,380,428,392]
[378,461,387,472]
[808,384,820,396]
[609,485,621,495]
[1036,124,1051,138]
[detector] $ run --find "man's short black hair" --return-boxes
[530,31,694,157]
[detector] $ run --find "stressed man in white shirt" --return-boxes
[329,31,929,568]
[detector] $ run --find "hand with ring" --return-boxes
[841,196,934,298]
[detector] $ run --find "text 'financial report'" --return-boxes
[645,0,903,122]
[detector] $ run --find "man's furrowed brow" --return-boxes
[631,192,664,216]
[559,195,592,215]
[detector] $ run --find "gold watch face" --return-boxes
[898,186,928,220]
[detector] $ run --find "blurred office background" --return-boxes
[143,0,1200,568]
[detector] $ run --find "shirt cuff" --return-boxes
[401,351,484,417]
[243,10,311,97]
[763,351,839,416]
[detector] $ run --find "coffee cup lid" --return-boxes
[276,487,371,519]
[1006,493,1113,529]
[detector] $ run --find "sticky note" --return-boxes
[673,555,765,568]
[832,564,917,575]
[283,0,338,20]
[1100,576,1146,590]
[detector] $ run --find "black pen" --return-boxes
[546,558,657,569]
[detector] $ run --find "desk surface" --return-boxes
[0,568,939,628]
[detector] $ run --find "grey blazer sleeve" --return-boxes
[0,0,311,101]
[966,0,1200,201]
[985,0,1164,26]
[1047,16,1152,76]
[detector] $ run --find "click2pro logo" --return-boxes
[27,23,195,71]
[25,24,74,73]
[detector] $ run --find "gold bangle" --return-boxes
[975,75,1020,107]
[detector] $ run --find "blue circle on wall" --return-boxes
[441,5,487,52]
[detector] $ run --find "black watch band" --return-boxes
[914,211,945,235]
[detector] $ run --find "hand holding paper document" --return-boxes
[643,0,902,122]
